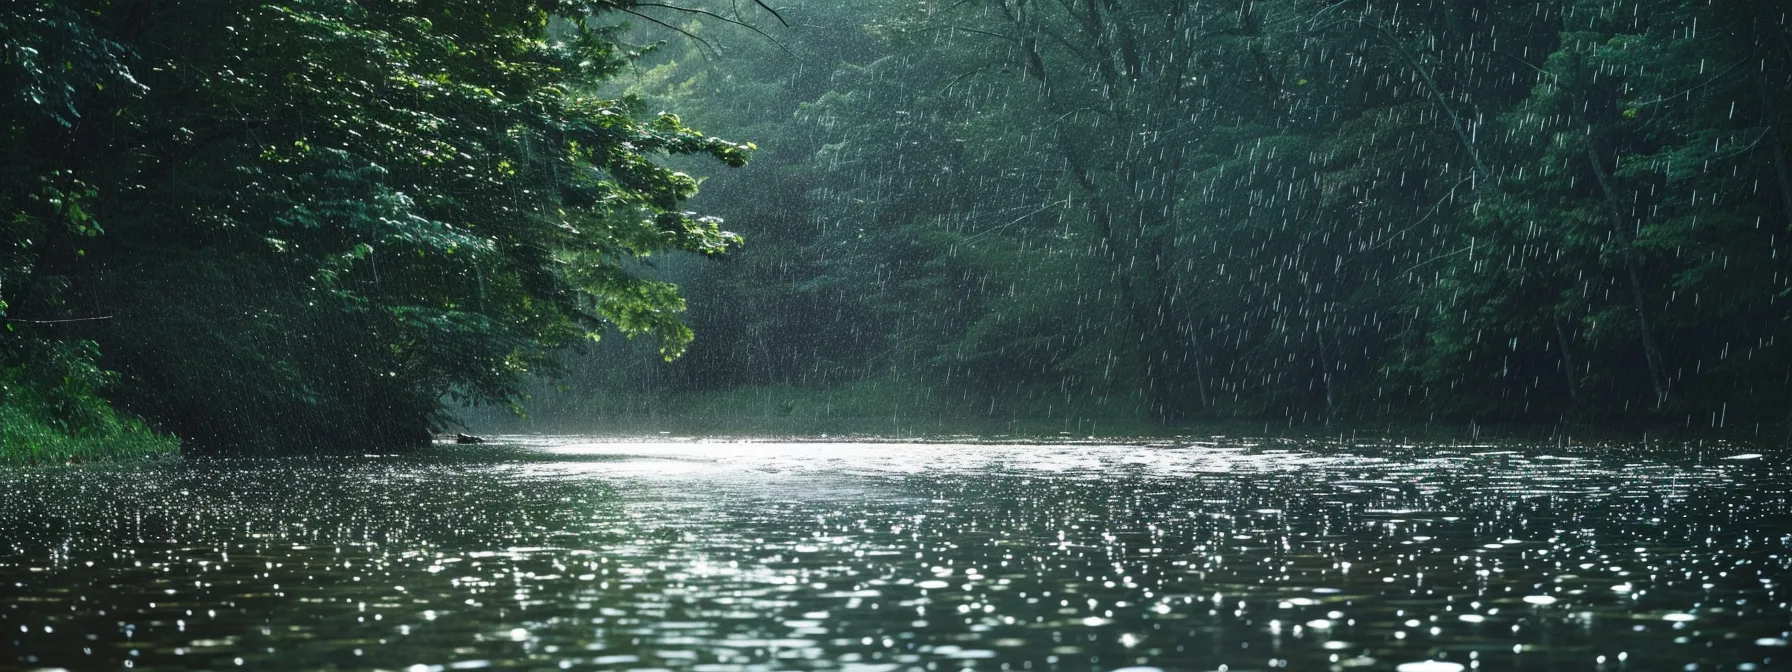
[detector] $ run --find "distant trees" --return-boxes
[617,0,1792,430]
[6,0,1787,453]
[1429,0,1792,422]
[1,0,750,454]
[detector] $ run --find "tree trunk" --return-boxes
[1757,73,1792,231]
[1552,314,1580,404]
[1584,143,1672,408]
[1316,327,1336,420]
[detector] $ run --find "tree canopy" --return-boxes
[2,0,750,455]
[582,0,1792,433]
[7,0,1790,455]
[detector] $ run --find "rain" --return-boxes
[3,440,1789,670]
[3,0,1791,670]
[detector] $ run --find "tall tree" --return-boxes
[3,0,752,453]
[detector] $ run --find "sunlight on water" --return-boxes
[1,438,1787,671]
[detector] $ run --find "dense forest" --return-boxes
[1,0,750,457]
[533,0,1792,435]
[4,1,1791,458]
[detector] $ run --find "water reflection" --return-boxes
[1,438,1787,671]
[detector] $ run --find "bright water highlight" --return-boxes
[2,438,1787,670]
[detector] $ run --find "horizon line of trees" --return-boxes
[551,0,1792,432]
[6,0,1790,454]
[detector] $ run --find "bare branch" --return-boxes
[621,8,719,59]
[634,2,793,56]
[749,0,788,27]
[4,316,114,324]
[953,25,1019,42]
[937,64,995,96]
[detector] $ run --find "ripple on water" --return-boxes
[0,437,1786,672]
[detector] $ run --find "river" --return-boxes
[1,437,1787,671]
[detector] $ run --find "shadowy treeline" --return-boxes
[538,0,1792,434]
[6,1,1791,458]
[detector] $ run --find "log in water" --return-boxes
[1,438,1787,671]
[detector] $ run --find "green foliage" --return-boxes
[578,0,1792,433]
[0,0,751,454]
[6,0,1786,445]
[0,338,177,464]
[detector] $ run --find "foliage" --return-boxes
[0,0,751,454]
[576,0,1792,433]
[6,0,1788,447]
[0,338,177,464]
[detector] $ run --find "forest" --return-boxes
[1,0,750,458]
[4,0,1791,459]
[528,0,1792,436]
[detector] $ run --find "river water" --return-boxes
[1,437,1787,671]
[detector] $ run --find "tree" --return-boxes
[2,0,752,454]
[1415,0,1792,423]
[544,0,1792,433]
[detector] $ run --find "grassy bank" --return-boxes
[0,366,180,464]
[0,394,181,464]
[0,405,178,464]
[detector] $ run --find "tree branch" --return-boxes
[621,8,718,58]
[634,3,793,56]
[748,0,788,27]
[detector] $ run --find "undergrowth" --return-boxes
[0,339,178,464]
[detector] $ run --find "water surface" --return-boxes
[2,437,1787,671]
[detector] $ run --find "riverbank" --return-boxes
[465,380,1789,450]
[0,402,179,466]
[464,378,1158,439]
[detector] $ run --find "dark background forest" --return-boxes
[507,0,1792,437]
[4,0,1790,459]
